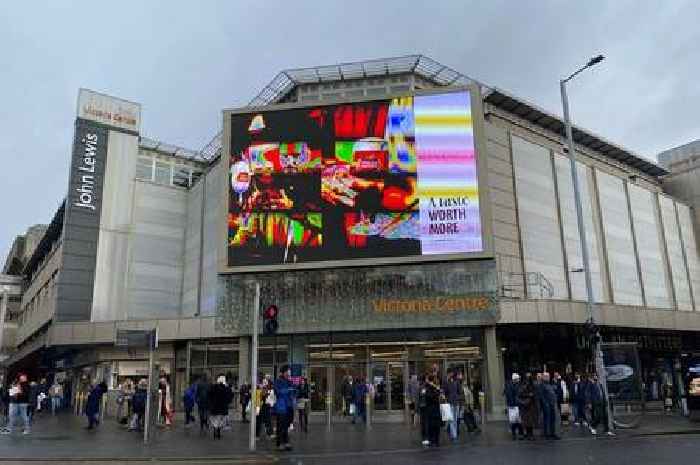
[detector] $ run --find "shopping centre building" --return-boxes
[4,55,700,422]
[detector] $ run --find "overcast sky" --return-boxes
[1,0,699,262]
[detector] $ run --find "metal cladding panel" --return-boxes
[56,119,109,322]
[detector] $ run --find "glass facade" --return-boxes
[628,185,671,308]
[554,154,606,302]
[596,170,643,306]
[512,136,567,299]
[660,196,693,310]
[677,203,699,309]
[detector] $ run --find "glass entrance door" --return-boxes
[308,366,329,413]
[388,362,405,411]
[333,364,365,419]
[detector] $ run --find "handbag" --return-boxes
[507,406,521,424]
[440,403,454,422]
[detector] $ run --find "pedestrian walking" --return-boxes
[505,373,524,440]
[351,378,368,425]
[296,377,309,433]
[85,380,107,430]
[2,374,31,435]
[407,374,419,426]
[129,379,147,431]
[444,370,465,441]
[239,382,251,423]
[571,373,586,426]
[196,375,211,433]
[462,377,480,433]
[273,365,295,452]
[183,381,197,427]
[539,373,560,440]
[255,378,274,439]
[49,380,63,415]
[116,379,134,425]
[158,376,174,427]
[588,374,614,436]
[424,374,443,448]
[27,381,39,425]
[518,373,537,440]
[208,375,233,440]
[341,376,354,417]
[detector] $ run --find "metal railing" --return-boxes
[498,271,554,299]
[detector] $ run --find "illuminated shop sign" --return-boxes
[225,89,485,270]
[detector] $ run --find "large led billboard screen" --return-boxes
[224,88,486,271]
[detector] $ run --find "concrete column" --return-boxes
[0,292,7,356]
[484,326,506,421]
[239,337,251,385]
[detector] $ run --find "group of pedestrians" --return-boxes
[504,371,614,442]
[405,367,481,448]
[0,374,67,435]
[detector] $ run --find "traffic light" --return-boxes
[263,304,279,335]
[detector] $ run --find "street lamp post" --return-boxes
[560,54,614,432]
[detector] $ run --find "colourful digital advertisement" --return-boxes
[227,90,482,267]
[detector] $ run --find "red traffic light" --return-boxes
[263,305,278,320]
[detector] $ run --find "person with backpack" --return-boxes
[183,381,197,427]
[129,379,148,432]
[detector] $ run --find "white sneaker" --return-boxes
[583,421,589,427]
[421,440,430,446]
[607,431,615,436]
[22,430,30,435]
[590,428,597,435]
[574,422,580,426]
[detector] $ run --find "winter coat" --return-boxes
[424,382,442,429]
[352,383,368,405]
[132,388,147,415]
[85,383,107,417]
[195,380,210,409]
[183,384,196,410]
[208,383,233,416]
[273,377,294,415]
[504,382,520,408]
[445,379,465,404]
[588,381,606,403]
[517,382,538,428]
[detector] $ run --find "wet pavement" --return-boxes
[0,411,696,464]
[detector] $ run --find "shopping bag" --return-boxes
[440,403,453,422]
[507,406,520,424]
[245,400,252,414]
[349,403,356,415]
[560,402,571,416]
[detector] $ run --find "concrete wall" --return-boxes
[200,160,225,316]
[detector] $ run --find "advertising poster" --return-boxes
[227,90,482,268]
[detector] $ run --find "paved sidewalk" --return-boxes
[0,411,696,460]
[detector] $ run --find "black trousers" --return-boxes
[185,406,195,424]
[298,407,308,432]
[510,422,524,438]
[198,406,209,430]
[276,410,292,446]
[591,401,609,432]
[420,407,428,440]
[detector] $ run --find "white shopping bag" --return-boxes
[440,403,453,422]
[349,403,356,415]
[507,406,521,424]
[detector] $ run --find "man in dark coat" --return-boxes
[129,379,147,431]
[504,373,524,440]
[239,382,251,423]
[195,376,211,433]
[424,374,443,447]
[588,374,614,436]
[85,381,107,430]
[208,375,233,440]
[539,373,560,440]
[351,378,368,425]
[571,373,587,426]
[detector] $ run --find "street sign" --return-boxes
[115,329,157,349]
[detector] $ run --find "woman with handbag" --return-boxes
[424,374,443,447]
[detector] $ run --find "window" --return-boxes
[512,136,567,299]
[596,170,643,306]
[154,160,172,185]
[628,185,670,308]
[173,165,191,188]
[191,169,203,185]
[660,196,693,310]
[136,156,154,181]
[554,155,606,302]
[677,203,699,309]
